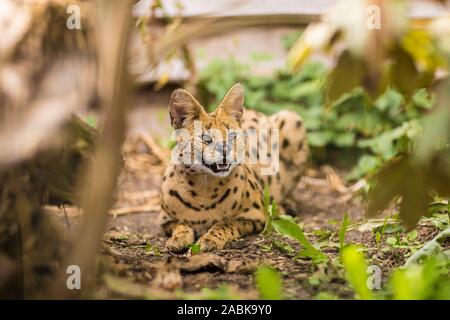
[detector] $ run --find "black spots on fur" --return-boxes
[240,174,245,180]
[280,119,286,130]
[190,190,197,197]
[276,172,281,182]
[244,208,250,212]
[169,171,174,178]
[211,193,218,199]
[250,221,258,233]
[233,186,238,194]
[296,120,302,128]
[249,126,256,130]
[252,117,258,123]
[282,138,290,149]
[206,202,217,210]
[235,173,239,178]
[248,180,256,190]
[169,189,200,211]
[214,187,218,192]
[298,140,304,150]
[268,175,272,185]
[252,202,261,210]
[231,201,238,210]
[204,189,231,210]
[162,176,167,181]
[218,188,231,204]
[219,180,224,186]
[188,180,194,186]
[191,219,207,225]
[246,191,250,198]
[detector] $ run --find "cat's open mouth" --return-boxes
[202,161,231,173]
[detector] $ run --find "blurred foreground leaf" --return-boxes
[368,153,450,230]
[255,266,282,300]
[341,245,374,300]
[390,253,450,300]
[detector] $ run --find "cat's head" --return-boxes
[169,83,245,177]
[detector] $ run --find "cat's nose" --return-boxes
[215,141,227,161]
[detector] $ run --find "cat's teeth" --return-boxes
[217,163,230,170]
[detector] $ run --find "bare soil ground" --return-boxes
[46,134,442,299]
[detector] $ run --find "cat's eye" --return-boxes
[228,132,237,140]
[201,133,212,144]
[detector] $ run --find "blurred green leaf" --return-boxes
[412,88,436,109]
[391,253,450,300]
[326,51,365,104]
[188,243,201,254]
[339,213,349,250]
[341,245,374,300]
[272,217,328,263]
[255,265,282,300]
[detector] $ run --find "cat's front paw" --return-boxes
[166,236,190,253]
[196,236,225,252]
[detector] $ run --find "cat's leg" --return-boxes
[165,222,195,253]
[196,210,265,252]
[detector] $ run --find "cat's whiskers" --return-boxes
[181,164,195,180]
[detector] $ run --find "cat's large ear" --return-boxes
[217,83,244,121]
[169,89,205,128]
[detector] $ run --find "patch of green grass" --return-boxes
[145,242,161,256]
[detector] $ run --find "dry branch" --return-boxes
[46,0,133,299]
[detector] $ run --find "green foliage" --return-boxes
[271,215,328,263]
[390,254,450,300]
[145,242,161,256]
[340,245,374,300]
[339,213,349,250]
[198,58,434,180]
[368,154,450,230]
[404,228,450,267]
[187,243,201,254]
[255,265,282,300]
[262,185,279,234]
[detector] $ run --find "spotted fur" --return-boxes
[160,83,308,252]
